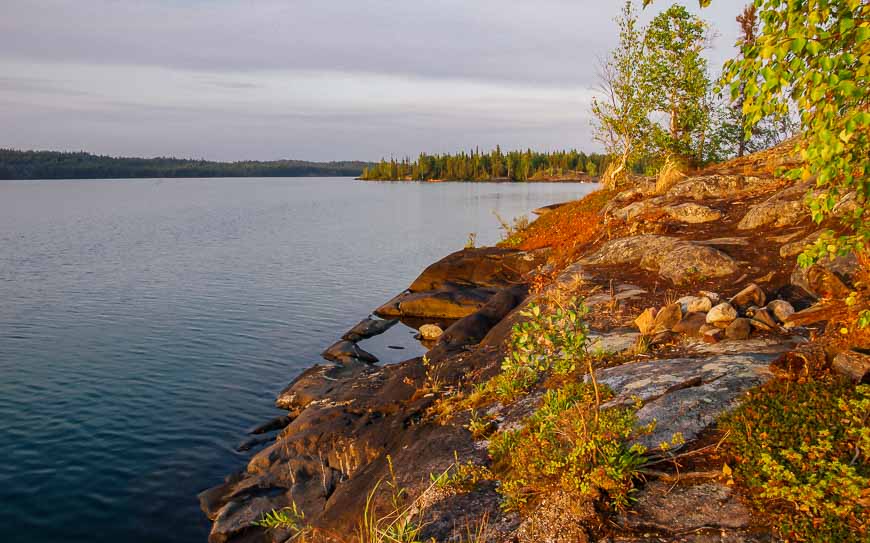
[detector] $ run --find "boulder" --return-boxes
[729,284,766,311]
[676,295,713,314]
[617,479,752,534]
[672,312,708,337]
[392,287,496,319]
[737,184,808,230]
[665,174,779,200]
[749,308,778,332]
[342,317,398,342]
[580,235,738,285]
[832,351,870,383]
[725,318,752,340]
[408,247,547,292]
[663,202,722,224]
[766,299,795,323]
[321,340,379,364]
[780,230,823,258]
[706,303,738,326]
[418,324,444,340]
[653,303,682,334]
[791,252,857,299]
[591,349,780,450]
[612,201,654,221]
[429,285,528,359]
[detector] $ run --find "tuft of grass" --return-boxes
[465,232,477,249]
[357,456,433,543]
[654,154,688,195]
[494,211,531,247]
[430,454,493,494]
[720,379,869,542]
[252,502,305,535]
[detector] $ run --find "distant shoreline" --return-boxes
[0,149,372,180]
[357,175,600,184]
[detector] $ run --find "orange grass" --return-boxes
[502,190,612,265]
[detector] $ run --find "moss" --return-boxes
[720,378,869,542]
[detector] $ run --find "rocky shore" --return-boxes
[199,144,866,543]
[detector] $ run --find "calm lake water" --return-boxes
[0,177,597,543]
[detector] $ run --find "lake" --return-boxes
[0,177,598,543]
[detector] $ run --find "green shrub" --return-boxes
[488,382,649,511]
[720,379,869,542]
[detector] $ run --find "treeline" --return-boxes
[0,149,372,180]
[360,148,608,181]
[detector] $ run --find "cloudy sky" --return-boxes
[1,1,745,162]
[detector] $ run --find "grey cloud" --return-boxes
[1,0,740,87]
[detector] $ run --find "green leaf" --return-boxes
[791,37,807,53]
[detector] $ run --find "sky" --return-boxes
[0,1,746,162]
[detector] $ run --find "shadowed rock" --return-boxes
[342,316,398,342]
[321,340,379,364]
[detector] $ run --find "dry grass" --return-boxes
[654,154,688,195]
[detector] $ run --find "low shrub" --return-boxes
[720,379,869,542]
[488,382,650,511]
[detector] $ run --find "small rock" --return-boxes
[672,312,708,337]
[750,308,779,332]
[729,283,766,311]
[706,302,738,326]
[767,299,795,323]
[419,324,444,340]
[651,331,677,346]
[653,303,682,333]
[634,308,658,335]
[342,316,398,342]
[725,318,752,340]
[676,295,712,314]
[699,290,720,304]
[832,350,870,383]
[702,327,723,343]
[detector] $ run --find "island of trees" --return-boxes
[0,149,372,180]
[360,146,606,181]
[359,148,608,182]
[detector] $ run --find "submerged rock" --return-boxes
[342,316,398,342]
[321,340,379,364]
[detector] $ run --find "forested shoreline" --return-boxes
[359,148,607,181]
[0,149,372,180]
